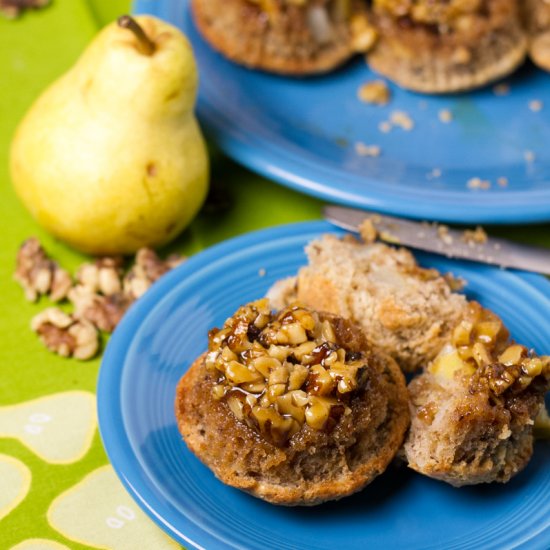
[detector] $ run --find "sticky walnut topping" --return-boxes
[205,299,372,446]
[429,302,550,401]
[374,0,483,28]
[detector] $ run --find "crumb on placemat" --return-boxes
[359,218,379,244]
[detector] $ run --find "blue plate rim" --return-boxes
[133,0,550,225]
[97,220,550,550]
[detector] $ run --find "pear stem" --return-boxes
[117,15,156,56]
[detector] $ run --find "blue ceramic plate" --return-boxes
[98,221,550,550]
[133,0,550,224]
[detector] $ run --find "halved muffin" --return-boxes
[367,0,527,93]
[267,233,468,373]
[175,299,409,505]
[191,0,376,75]
[404,302,550,486]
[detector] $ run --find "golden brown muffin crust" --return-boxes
[191,0,371,75]
[176,342,409,505]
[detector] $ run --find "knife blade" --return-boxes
[324,205,550,276]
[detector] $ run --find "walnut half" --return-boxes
[68,286,133,333]
[123,248,185,299]
[14,238,72,302]
[31,308,99,361]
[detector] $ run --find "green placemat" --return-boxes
[0,1,320,548]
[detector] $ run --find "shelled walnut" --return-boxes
[68,286,132,333]
[14,238,72,302]
[123,248,185,299]
[16,238,187,360]
[76,257,124,296]
[31,307,99,360]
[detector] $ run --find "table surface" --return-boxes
[0,1,548,549]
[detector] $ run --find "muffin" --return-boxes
[175,299,409,505]
[404,302,550,486]
[367,0,527,93]
[267,233,468,372]
[524,0,550,71]
[191,0,376,75]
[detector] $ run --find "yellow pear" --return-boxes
[11,15,208,255]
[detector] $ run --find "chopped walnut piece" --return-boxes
[31,307,99,360]
[390,110,414,131]
[357,80,391,105]
[68,286,132,333]
[76,257,124,296]
[0,0,49,18]
[443,273,465,292]
[14,238,72,302]
[206,300,371,445]
[350,12,377,53]
[123,248,186,299]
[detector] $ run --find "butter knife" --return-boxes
[324,205,550,276]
